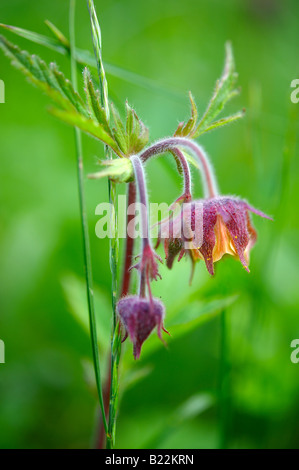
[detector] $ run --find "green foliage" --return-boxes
[111,102,149,156]
[1,0,297,451]
[83,67,109,130]
[0,22,67,54]
[88,158,134,183]
[0,34,149,158]
[174,42,244,138]
[0,21,182,100]
[143,393,214,448]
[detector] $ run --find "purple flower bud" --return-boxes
[117,296,167,359]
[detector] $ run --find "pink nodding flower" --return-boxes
[117,296,167,359]
[158,196,272,277]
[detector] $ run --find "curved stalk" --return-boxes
[140,137,218,198]
[169,148,192,201]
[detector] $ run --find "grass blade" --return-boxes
[87,0,120,449]
[0,22,183,100]
[0,22,66,54]
[44,19,70,48]
[69,0,107,436]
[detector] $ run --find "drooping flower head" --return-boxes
[157,196,272,278]
[117,296,167,359]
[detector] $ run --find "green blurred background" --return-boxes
[0,0,299,449]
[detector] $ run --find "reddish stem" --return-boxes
[140,137,218,198]
[98,182,136,449]
[97,357,111,449]
[121,182,137,297]
[169,148,192,201]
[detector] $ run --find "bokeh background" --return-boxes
[0,0,298,449]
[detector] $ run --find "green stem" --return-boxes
[86,0,120,448]
[69,0,107,435]
[219,309,230,449]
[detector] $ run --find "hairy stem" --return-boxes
[69,0,107,435]
[169,148,192,201]
[121,182,137,297]
[131,156,151,249]
[140,137,218,198]
[130,155,156,299]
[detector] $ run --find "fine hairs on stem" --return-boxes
[140,137,219,198]
[130,155,154,299]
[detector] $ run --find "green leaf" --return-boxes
[123,295,238,362]
[83,66,111,134]
[110,101,149,156]
[49,106,122,155]
[50,62,88,116]
[0,34,124,155]
[125,102,149,155]
[174,42,244,139]
[0,35,85,115]
[168,294,238,327]
[111,103,128,155]
[61,274,111,353]
[143,393,214,448]
[195,110,245,136]
[0,23,183,100]
[0,23,67,54]
[174,92,198,137]
[194,42,241,136]
[88,158,134,183]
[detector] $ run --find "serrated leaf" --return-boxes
[174,42,244,139]
[0,34,124,155]
[49,106,122,155]
[0,22,183,100]
[194,42,241,136]
[125,102,149,155]
[195,110,245,136]
[111,102,128,155]
[174,92,198,137]
[50,62,88,117]
[126,101,134,138]
[83,67,111,134]
[0,35,86,115]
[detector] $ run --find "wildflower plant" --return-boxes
[0,0,271,449]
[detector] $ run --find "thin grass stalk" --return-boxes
[69,0,107,435]
[86,0,120,448]
[219,309,229,449]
